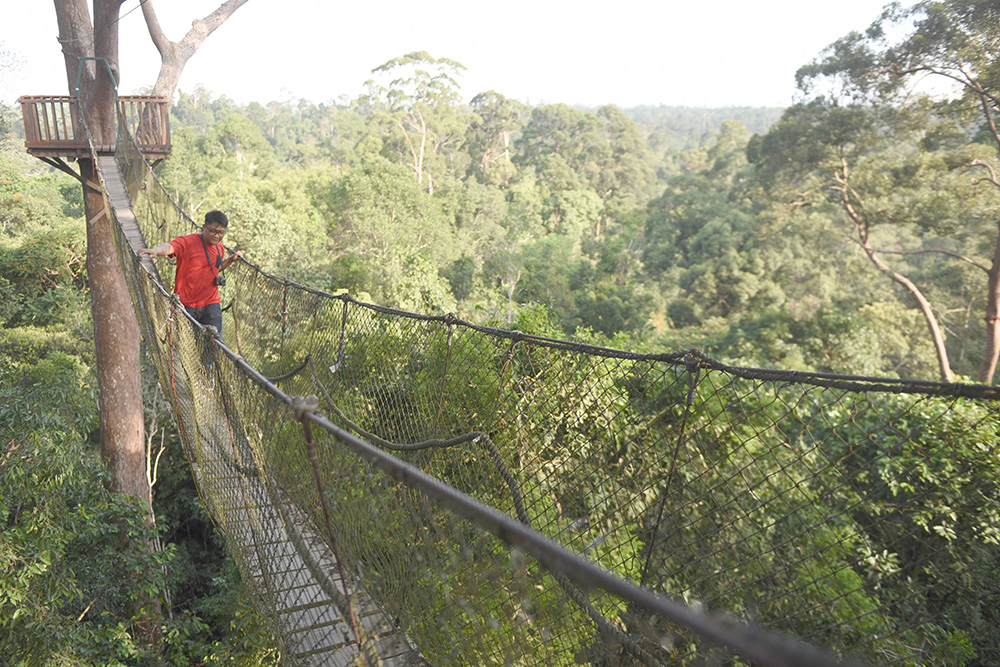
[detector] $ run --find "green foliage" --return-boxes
[0,152,81,238]
[466,91,527,186]
[369,51,467,109]
[0,274,21,327]
[211,113,275,172]
[625,105,783,155]
[514,102,656,218]
[0,317,276,664]
[358,52,473,192]
[811,394,1000,663]
[148,45,992,374]
[323,155,458,308]
[0,219,88,327]
[0,149,95,356]
[684,301,939,378]
[0,425,277,665]
[220,188,298,274]
[643,120,830,336]
[153,57,994,376]
[0,345,152,664]
[601,369,1000,665]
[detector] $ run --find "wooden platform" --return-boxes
[20,95,170,160]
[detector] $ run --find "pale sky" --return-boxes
[2,0,907,109]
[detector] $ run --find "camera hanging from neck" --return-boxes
[202,235,225,286]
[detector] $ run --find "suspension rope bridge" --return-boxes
[80,105,1000,666]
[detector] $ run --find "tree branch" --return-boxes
[144,0,251,98]
[871,247,989,273]
[969,159,1000,189]
[139,0,170,55]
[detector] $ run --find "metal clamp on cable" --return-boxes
[291,395,320,420]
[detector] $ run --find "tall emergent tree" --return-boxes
[55,0,145,505]
[771,0,1000,383]
[52,0,249,500]
[362,51,469,194]
[49,0,248,639]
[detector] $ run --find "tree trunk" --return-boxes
[978,218,1000,384]
[54,0,95,94]
[837,162,953,382]
[863,242,953,382]
[848,196,950,382]
[49,0,250,647]
[62,0,151,508]
[56,0,160,645]
[80,163,149,501]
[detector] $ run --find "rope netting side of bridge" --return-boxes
[89,110,1000,667]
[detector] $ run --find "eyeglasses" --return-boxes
[203,226,227,237]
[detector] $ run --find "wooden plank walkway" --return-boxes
[96,154,426,667]
[193,455,424,667]
[98,155,161,281]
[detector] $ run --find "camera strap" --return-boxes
[201,234,223,277]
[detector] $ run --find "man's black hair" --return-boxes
[204,210,229,227]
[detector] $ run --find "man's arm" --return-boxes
[221,249,244,269]
[138,242,174,258]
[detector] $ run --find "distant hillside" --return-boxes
[623,105,784,153]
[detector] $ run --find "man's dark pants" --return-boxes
[185,302,224,343]
[185,303,224,370]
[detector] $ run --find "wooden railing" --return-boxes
[118,96,171,157]
[19,95,84,156]
[19,95,171,159]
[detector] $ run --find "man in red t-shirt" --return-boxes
[139,210,244,342]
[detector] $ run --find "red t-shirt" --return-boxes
[169,232,225,308]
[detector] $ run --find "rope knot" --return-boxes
[683,349,702,373]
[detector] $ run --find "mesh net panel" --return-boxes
[84,107,1000,667]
